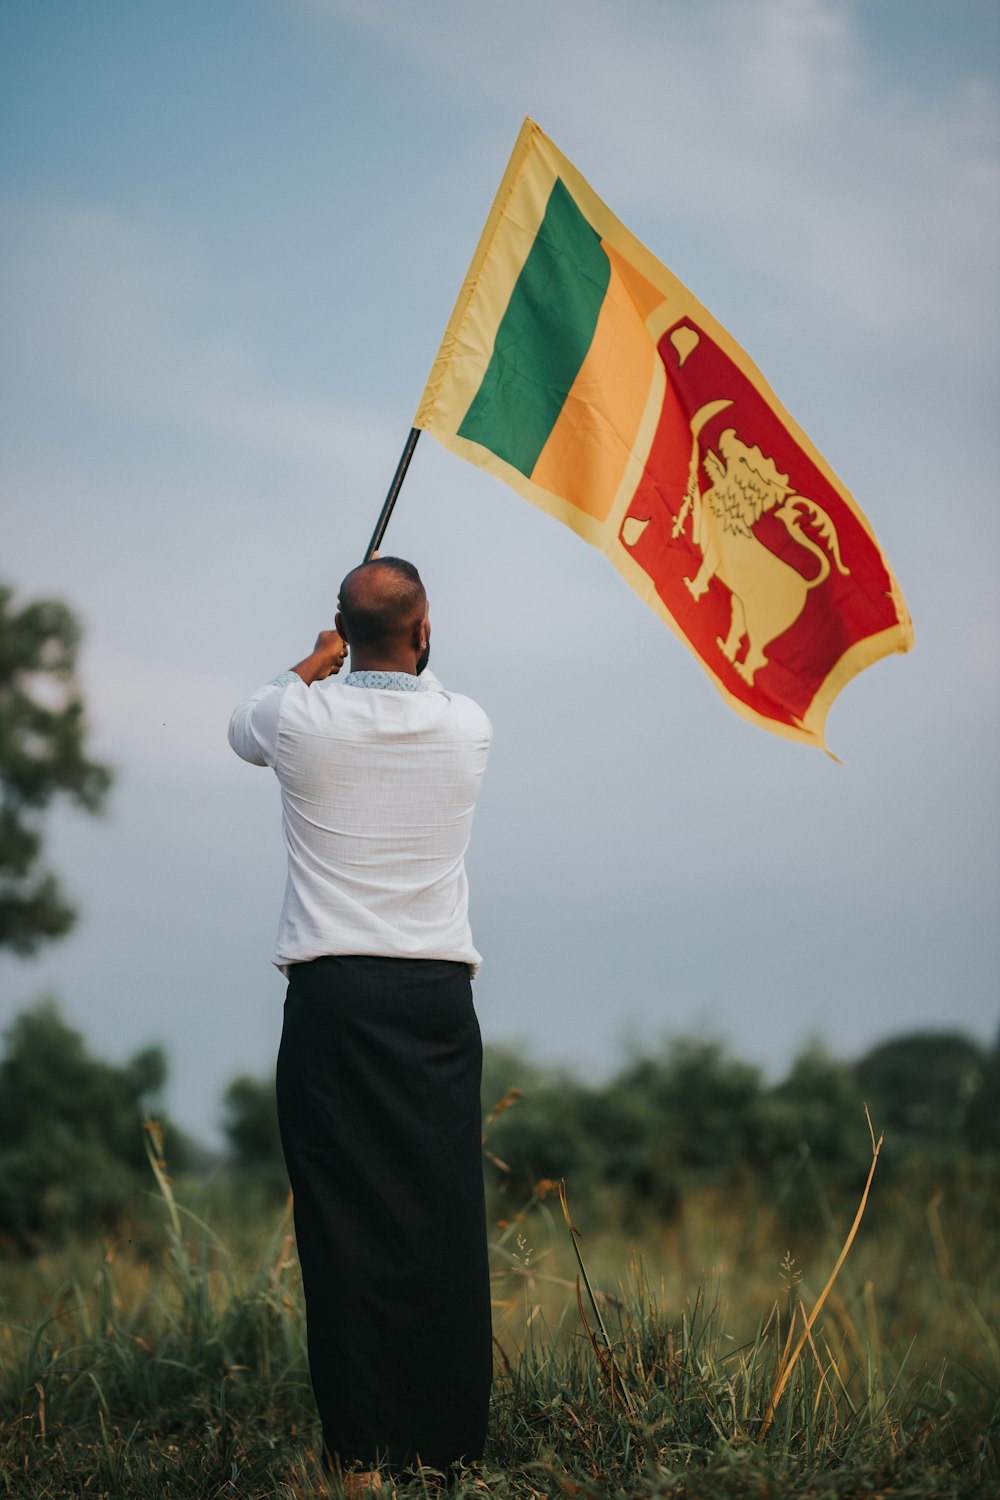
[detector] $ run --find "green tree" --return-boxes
[0,1000,186,1251]
[854,1029,986,1145]
[764,1041,869,1167]
[0,583,112,953]
[963,1027,1000,1154]
[221,1073,287,1193]
[480,1043,610,1198]
[614,1038,768,1174]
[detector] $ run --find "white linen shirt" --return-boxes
[228,669,491,973]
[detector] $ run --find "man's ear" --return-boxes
[335,609,349,643]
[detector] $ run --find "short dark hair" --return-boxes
[338,558,426,648]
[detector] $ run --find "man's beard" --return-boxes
[416,640,431,675]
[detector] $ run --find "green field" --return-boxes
[2,1135,996,1499]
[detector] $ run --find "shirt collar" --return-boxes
[343,670,428,692]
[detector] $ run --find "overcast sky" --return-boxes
[2,0,998,1146]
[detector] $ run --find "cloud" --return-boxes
[0,198,395,473]
[301,0,999,364]
[78,646,238,784]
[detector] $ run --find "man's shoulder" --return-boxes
[448,693,492,743]
[425,677,491,740]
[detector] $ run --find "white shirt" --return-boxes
[228,669,491,974]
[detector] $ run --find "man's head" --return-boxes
[336,557,430,674]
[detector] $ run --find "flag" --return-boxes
[415,118,913,750]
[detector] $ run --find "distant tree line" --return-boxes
[477,1030,999,1224]
[0,999,995,1254]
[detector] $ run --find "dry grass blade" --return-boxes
[142,1118,181,1238]
[759,1112,883,1440]
[558,1180,638,1419]
[801,1303,840,1433]
[574,1276,619,1401]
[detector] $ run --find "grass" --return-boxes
[1,1135,997,1498]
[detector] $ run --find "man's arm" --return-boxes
[228,630,348,765]
[288,630,348,684]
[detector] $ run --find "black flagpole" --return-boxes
[363,427,421,560]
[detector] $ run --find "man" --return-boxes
[228,558,492,1484]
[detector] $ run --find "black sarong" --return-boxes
[276,955,492,1472]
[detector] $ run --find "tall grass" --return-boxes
[1,1128,996,1498]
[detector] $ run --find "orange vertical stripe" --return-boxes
[604,243,665,323]
[530,244,664,521]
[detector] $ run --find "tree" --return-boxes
[0,1000,185,1251]
[221,1073,287,1193]
[0,583,113,953]
[854,1029,986,1145]
[614,1038,768,1174]
[963,1027,1000,1155]
[765,1041,869,1167]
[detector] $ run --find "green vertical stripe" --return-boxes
[458,177,610,476]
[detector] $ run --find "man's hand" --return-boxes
[290,630,349,685]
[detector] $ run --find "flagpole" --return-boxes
[363,427,421,560]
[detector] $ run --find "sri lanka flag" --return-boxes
[415,119,913,750]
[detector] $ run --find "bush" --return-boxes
[0,999,188,1251]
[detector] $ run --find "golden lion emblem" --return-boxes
[676,414,850,685]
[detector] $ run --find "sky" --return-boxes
[2,0,998,1147]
